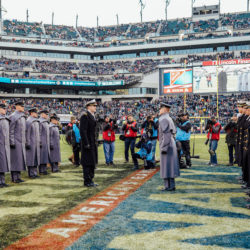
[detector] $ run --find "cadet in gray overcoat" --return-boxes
[159,102,180,191]
[38,110,50,175]
[9,101,26,183]
[49,114,61,173]
[0,103,10,187]
[26,108,40,178]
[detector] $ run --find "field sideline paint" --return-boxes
[6,168,159,250]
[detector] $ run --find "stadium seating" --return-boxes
[1,11,249,43]
[44,24,78,40]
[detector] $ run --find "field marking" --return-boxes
[7,169,159,250]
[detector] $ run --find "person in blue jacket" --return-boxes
[176,112,192,168]
[132,133,154,170]
[141,115,158,166]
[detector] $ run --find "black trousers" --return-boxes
[124,137,136,162]
[73,143,80,165]
[228,144,236,164]
[82,165,95,185]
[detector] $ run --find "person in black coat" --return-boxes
[224,115,237,166]
[80,100,98,187]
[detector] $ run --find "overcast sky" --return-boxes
[1,0,247,27]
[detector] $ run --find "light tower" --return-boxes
[248,0,250,12]
[76,14,78,28]
[26,9,29,22]
[191,0,195,19]
[139,0,146,23]
[165,0,170,21]
[52,12,54,26]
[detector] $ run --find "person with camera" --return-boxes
[205,116,222,166]
[141,115,158,166]
[122,115,138,163]
[102,115,118,166]
[80,99,98,187]
[70,116,81,167]
[224,115,237,166]
[176,112,192,169]
[132,132,154,170]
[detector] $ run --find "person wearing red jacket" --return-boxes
[122,115,138,163]
[103,115,118,166]
[206,116,222,166]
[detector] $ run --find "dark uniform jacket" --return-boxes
[80,111,97,166]
[224,121,237,146]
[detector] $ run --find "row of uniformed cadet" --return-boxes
[236,101,250,209]
[0,101,61,187]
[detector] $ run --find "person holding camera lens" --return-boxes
[141,115,158,166]
[122,115,138,164]
[176,112,192,169]
[205,116,222,166]
[80,99,98,187]
[70,116,81,167]
[102,115,118,166]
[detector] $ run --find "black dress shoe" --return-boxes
[132,166,139,170]
[2,183,9,187]
[17,179,25,183]
[41,171,48,175]
[35,175,40,178]
[166,187,176,191]
[161,187,169,191]
[0,184,4,188]
[90,182,99,187]
[84,183,92,187]
[29,176,37,179]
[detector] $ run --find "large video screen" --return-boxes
[193,64,250,93]
[160,68,193,94]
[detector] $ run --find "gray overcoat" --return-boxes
[49,123,61,163]
[26,116,40,166]
[9,111,26,171]
[39,117,50,165]
[0,114,11,172]
[159,112,180,179]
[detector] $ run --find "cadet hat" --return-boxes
[160,102,171,109]
[28,108,38,113]
[15,101,24,107]
[50,114,60,121]
[86,99,97,107]
[246,101,250,108]
[0,103,6,109]
[39,109,49,115]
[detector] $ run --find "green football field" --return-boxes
[0,134,235,249]
[61,134,230,165]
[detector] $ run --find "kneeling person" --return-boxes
[26,108,40,178]
[132,133,154,170]
[49,114,61,173]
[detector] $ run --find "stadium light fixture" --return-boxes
[248,0,250,12]
[139,0,146,23]
[191,0,195,19]
[165,0,170,21]
[26,9,29,23]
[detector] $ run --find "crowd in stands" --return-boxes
[0,51,248,82]
[1,12,249,44]
[1,94,249,130]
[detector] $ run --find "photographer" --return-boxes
[224,115,237,166]
[205,116,222,166]
[72,117,81,167]
[102,115,118,166]
[122,115,138,163]
[176,112,192,168]
[141,115,158,165]
[132,133,154,170]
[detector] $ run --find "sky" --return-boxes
[1,0,247,27]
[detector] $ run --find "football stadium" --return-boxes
[0,0,250,249]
